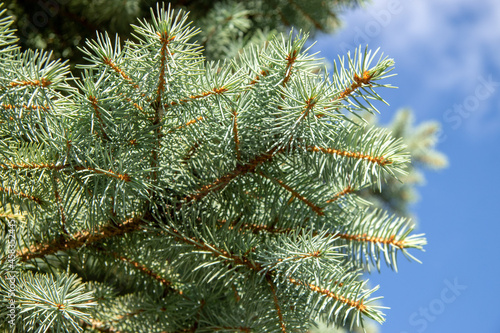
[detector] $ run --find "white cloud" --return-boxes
[315,0,500,138]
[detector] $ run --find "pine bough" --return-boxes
[0,3,426,332]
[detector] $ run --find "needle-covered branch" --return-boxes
[0,3,426,332]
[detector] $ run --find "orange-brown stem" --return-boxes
[266,275,287,333]
[249,70,269,85]
[337,233,405,248]
[52,173,68,234]
[0,162,66,170]
[156,33,175,104]
[326,185,354,203]
[2,104,50,112]
[258,172,324,216]
[8,78,52,88]
[165,87,228,108]
[17,213,150,261]
[166,226,263,272]
[169,116,203,133]
[288,277,367,313]
[73,166,131,182]
[232,110,241,160]
[102,57,139,89]
[88,95,110,141]
[182,141,202,164]
[306,145,392,166]
[184,147,281,203]
[103,251,183,296]
[336,70,374,100]
[0,186,42,204]
[219,220,408,248]
[283,50,298,87]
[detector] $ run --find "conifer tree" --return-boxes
[5,0,448,220]
[356,109,448,219]
[5,0,366,66]
[0,3,427,332]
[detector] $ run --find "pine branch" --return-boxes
[0,4,426,331]
[17,213,151,261]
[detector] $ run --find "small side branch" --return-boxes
[100,249,183,296]
[102,57,139,88]
[165,86,228,109]
[219,220,412,249]
[2,103,50,112]
[1,162,130,181]
[232,110,241,160]
[258,172,324,216]
[7,78,52,89]
[184,147,281,203]
[0,162,66,171]
[266,275,287,333]
[283,50,298,87]
[182,141,202,164]
[326,186,354,203]
[306,145,392,166]
[52,172,69,234]
[88,95,110,141]
[288,277,367,313]
[168,116,203,133]
[18,213,150,261]
[73,166,131,182]
[336,71,374,100]
[337,233,406,248]
[0,185,42,205]
[249,70,269,86]
[166,226,262,272]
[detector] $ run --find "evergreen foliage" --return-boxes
[5,0,448,221]
[4,0,366,65]
[357,110,448,218]
[0,3,427,332]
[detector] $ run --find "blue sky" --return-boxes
[309,0,500,332]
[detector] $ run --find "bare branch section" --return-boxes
[218,220,412,249]
[326,185,354,203]
[18,213,150,261]
[258,172,324,216]
[232,110,241,160]
[288,277,367,313]
[102,57,139,88]
[166,226,262,271]
[101,249,183,296]
[165,86,228,109]
[6,78,52,89]
[305,145,392,166]
[336,71,374,100]
[184,147,282,203]
[0,162,131,181]
[266,275,287,333]
[0,185,42,204]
